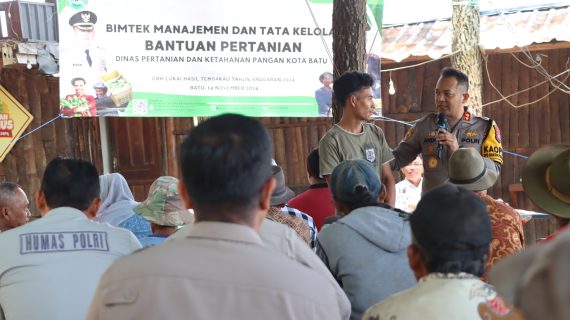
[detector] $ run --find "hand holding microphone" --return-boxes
[436,113,449,159]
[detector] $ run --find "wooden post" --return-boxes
[331,0,367,123]
[451,0,484,116]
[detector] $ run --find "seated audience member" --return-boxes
[270,165,318,249]
[317,159,415,320]
[363,184,522,320]
[521,145,570,241]
[87,114,345,320]
[170,198,351,320]
[489,227,570,320]
[395,155,423,212]
[288,148,335,230]
[170,204,351,320]
[97,172,151,240]
[134,176,194,247]
[0,157,141,320]
[0,182,31,232]
[448,148,524,274]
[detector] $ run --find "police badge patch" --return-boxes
[365,148,376,163]
[427,156,438,169]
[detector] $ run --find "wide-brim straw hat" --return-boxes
[448,148,498,191]
[522,145,570,218]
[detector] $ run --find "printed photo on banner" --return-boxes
[57,0,383,117]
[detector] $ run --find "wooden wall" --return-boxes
[379,47,570,209]
[265,46,569,242]
[259,117,332,193]
[1,45,567,240]
[0,65,102,216]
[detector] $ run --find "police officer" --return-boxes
[392,67,503,193]
[0,157,141,320]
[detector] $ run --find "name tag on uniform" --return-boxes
[19,231,109,254]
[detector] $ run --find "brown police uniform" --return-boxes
[392,109,503,193]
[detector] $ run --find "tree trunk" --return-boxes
[451,0,483,116]
[332,0,367,123]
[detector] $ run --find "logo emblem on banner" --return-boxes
[67,0,88,10]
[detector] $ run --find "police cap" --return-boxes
[69,11,97,31]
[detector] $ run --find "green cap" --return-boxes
[134,176,193,226]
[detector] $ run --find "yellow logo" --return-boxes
[465,131,479,137]
[427,156,438,169]
[0,86,33,162]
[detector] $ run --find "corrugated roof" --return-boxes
[381,5,570,62]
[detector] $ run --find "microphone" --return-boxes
[436,113,449,159]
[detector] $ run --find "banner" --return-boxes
[0,86,33,162]
[58,0,383,117]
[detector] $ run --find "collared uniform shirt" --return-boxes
[60,46,111,96]
[392,110,503,193]
[363,273,523,320]
[0,207,141,320]
[395,178,423,213]
[88,222,345,320]
[169,219,352,320]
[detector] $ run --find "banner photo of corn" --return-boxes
[57,0,383,117]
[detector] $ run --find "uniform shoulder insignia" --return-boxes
[403,127,415,141]
[463,111,472,121]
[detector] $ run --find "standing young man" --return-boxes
[319,71,396,206]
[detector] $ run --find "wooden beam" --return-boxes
[381,42,570,66]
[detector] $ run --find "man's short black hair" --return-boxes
[71,77,86,85]
[333,71,374,106]
[440,67,469,91]
[178,114,273,218]
[411,184,491,277]
[40,157,100,211]
[306,148,323,180]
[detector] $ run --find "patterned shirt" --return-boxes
[479,194,525,276]
[267,207,312,248]
[118,214,152,241]
[363,273,523,320]
[281,206,318,250]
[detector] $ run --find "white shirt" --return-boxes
[0,207,141,320]
[395,178,422,213]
